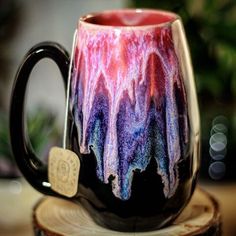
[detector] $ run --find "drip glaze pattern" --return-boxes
[70,23,189,200]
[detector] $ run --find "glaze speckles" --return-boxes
[70,24,189,200]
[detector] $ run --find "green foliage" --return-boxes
[129,0,236,101]
[27,107,60,157]
[0,107,60,177]
[0,112,12,162]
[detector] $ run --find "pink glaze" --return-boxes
[70,10,189,200]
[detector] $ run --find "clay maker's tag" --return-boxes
[48,147,80,198]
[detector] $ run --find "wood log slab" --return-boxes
[33,187,221,236]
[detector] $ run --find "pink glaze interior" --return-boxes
[83,10,177,27]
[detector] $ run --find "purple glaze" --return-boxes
[70,12,189,200]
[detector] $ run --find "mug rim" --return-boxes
[78,8,180,29]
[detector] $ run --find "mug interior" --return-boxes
[81,9,178,27]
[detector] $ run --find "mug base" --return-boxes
[79,197,178,232]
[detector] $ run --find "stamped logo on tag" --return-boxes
[48,147,80,198]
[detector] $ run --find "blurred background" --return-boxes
[0,0,235,235]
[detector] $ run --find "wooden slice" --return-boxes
[33,187,221,236]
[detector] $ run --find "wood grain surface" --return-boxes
[33,187,221,236]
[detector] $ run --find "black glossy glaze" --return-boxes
[10,42,70,196]
[69,121,198,231]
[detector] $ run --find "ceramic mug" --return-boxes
[10,9,200,232]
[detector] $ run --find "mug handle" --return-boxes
[10,42,70,196]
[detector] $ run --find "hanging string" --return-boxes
[63,29,77,149]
